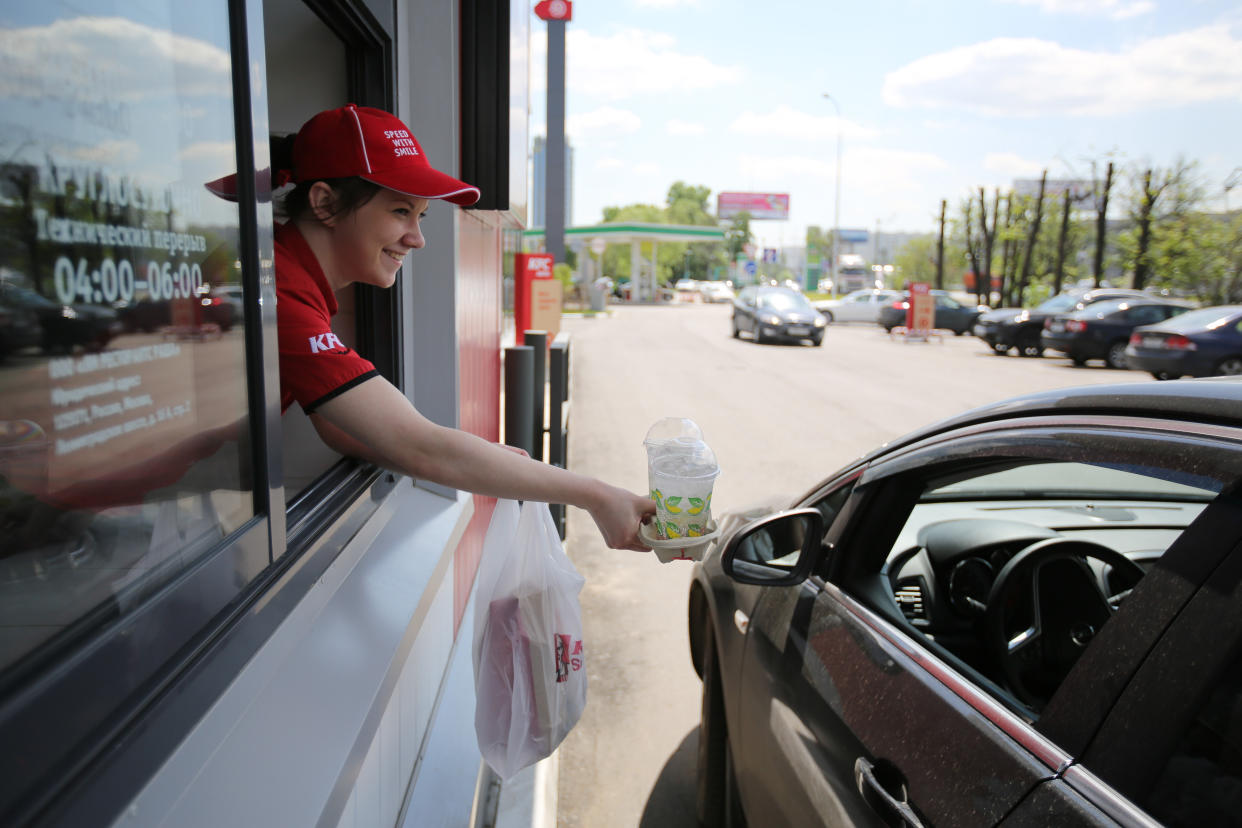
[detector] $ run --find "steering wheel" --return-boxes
[984,538,1146,709]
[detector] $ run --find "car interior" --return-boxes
[860,460,1218,715]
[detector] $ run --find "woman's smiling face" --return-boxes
[329,189,429,289]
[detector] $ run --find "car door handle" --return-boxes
[733,609,749,634]
[855,757,923,828]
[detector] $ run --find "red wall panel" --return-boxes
[453,212,502,634]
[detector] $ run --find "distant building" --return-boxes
[531,134,574,227]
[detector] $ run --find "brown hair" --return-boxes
[270,133,382,221]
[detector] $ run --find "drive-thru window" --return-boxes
[0,1,524,824]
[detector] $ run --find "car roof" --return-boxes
[1069,297,1196,314]
[867,379,1242,461]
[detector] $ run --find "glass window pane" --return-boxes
[0,1,253,677]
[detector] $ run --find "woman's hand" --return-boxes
[586,484,657,552]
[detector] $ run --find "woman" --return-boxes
[272,104,653,550]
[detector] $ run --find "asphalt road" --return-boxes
[554,302,1151,828]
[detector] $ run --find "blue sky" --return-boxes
[529,0,1242,250]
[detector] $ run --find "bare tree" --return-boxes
[962,197,983,298]
[1093,161,1113,287]
[975,187,999,305]
[1052,188,1072,296]
[998,194,1015,305]
[1016,171,1048,305]
[936,199,946,291]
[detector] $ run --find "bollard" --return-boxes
[548,336,570,539]
[503,346,534,457]
[525,330,548,462]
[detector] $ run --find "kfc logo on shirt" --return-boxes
[308,332,347,354]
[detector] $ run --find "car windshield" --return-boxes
[758,291,810,311]
[1035,293,1082,313]
[924,461,1218,502]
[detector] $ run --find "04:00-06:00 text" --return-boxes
[53,255,204,306]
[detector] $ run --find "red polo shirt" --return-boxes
[275,222,379,413]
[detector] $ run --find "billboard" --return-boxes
[717,192,790,220]
[838,228,869,243]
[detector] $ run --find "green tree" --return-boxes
[724,212,752,261]
[895,236,963,288]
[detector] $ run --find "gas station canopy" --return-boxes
[523,222,727,301]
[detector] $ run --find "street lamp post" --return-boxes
[822,93,842,297]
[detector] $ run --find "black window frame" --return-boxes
[0,0,407,824]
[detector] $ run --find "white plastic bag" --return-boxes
[473,499,587,779]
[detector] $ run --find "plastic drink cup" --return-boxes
[648,454,719,541]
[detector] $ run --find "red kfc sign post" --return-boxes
[534,0,572,20]
[907,282,934,339]
[515,253,555,345]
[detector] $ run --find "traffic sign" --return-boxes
[744,261,757,277]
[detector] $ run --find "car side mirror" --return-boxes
[722,509,824,587]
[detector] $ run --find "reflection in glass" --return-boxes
[0,3,253,679]
[736,515,811,570]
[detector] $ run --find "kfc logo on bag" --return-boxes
[554,634,583,683]
[308,332,347,354]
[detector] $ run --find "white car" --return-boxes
[701,282,734,303]
[812,288,900,323]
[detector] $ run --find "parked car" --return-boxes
[117,286,239,334]
[877,289,982,335]
[1125,305,1242,379]
[0,283,122,353]
[974,288,1147,357]
[699,281,734,303]
[731,286,827,346]
[812,289,900,323]
[688,379,1242,827]
[1040,297,1195,369]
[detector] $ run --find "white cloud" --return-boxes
[667,119,707,136]
[883,23,1242,116]
[567,106,642,140]
[633,161,661,176]
[68,140,141,166]
[984,152,1046,176]
[729,105,878,141]
[596,158,625,169]
[532,27,743,99]
[180,141,235,163]
[998,0,1155,19]
[0,16,232,103]
[634,0,702,6]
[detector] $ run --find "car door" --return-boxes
[1004,486,1242,824]
[841,293,871,322]
[734,288,757,334]
[731,420,1242,827]
[933,294,965,331]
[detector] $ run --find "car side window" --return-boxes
[880,460,1218,715]
[1127,305,1166,325]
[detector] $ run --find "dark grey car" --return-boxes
[732,286,827,346]
[689,379,1242,827]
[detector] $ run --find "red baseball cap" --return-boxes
[292,104,480,206]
